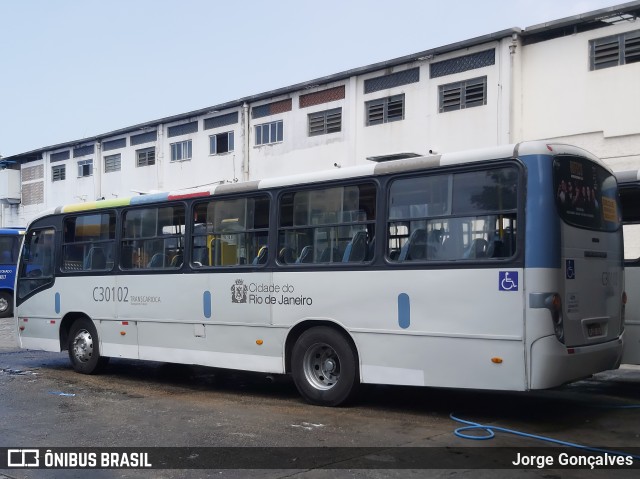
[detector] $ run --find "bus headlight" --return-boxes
[545,293,564,344]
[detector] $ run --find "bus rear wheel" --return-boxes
[0,291,12,318]
[291,326,359,406]
[68,318,109,374]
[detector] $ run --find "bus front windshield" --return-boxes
[553,155,621,232]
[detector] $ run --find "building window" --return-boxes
[252,100,292,119]
[308,108,342,136]
[209,131,234,155]
[167,121,198,138]
[365,95,404,126]
[430,49,495,78]
[102,138,126,151]
[204,112,238,130]
[136,147,155,167]
[130,130,157,146]
[299,86,346,108]
[73,145,95,158]
[590,30,640,70]
[255,120,283,146]
[77,159,93,178]
[51,150,70,162]
[104,154,121,173]
[438,76,487,113]
[364,68,419,94]
[52,165,66,182]
[170,140,192,162]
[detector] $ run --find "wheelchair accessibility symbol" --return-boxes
[499,271,519,291]
[566,259,575,280]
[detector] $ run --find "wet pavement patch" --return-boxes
[0,367,38,376]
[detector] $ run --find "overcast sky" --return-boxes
[0,0,630,157]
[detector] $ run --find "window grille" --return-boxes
[104,154,121,173]
[136,147,155,167]
[52,165,66,182]
[366,95,404,126]
[590,30,640,70]
[308,108,342,136]
[439,77,487,112]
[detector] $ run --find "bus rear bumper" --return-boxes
[529,334,623,389]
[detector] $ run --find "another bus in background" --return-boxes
[0,227,25,317]
[614,170,640,364]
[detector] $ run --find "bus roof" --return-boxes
[614,170,640,184]
[34,140,599,222]
[0,227,25,235]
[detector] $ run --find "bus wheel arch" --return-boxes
[64,314,109,374]
[286,320,360,406]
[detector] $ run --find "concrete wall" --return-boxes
[519,20,640,171]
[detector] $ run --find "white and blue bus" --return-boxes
[15,142,624,406]
[0,227,24,318]
[613,170,640,364]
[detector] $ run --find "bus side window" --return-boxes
[192,196,269,268]
[278,184,376,265]
[18,228,56,299]
[623,224,640,263]
[121,206,185,270]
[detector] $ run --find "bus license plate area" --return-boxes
[587,323,603,338]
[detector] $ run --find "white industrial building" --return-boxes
[1,1,639,227]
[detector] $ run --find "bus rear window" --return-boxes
[553,155,620,232]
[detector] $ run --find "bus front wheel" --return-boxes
[68,318,109,374]
[0,291,12,318]
[291,326,359,406]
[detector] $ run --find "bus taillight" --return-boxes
[546,293,564,344]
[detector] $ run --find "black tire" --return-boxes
[291,326,359,406]
[0,291,12,318]
[68,318,109,374]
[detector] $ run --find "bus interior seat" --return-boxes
[278,247,295,264]
[342,231,368,262]
[296,245,314,263]
[252,246,268,265]
[84,247,106,270]
[170,253,183,268]
[120,245,133,269]
[427,229,444,259]
[464,238,489,259]
[488,240,504,258]
[192,248,207,267]
[441,233,467,260]
[366,236,375,260]
[148,253,168,268]
[319,247,340,263]
[398,228,427,261]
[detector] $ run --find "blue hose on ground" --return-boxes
[450,412,640,460]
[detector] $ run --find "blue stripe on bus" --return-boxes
[130,192,170,205]
[55,292,61,314]
[521,154,561,269]
[398,293,410,329]
[203,291,212,319]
